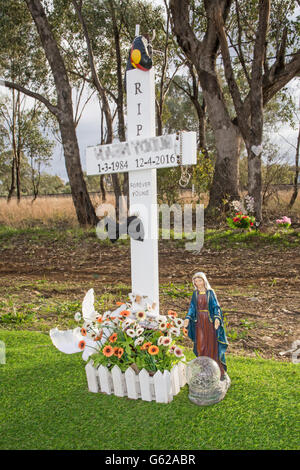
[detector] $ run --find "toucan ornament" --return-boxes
[126,34,153,72]
[124,34,153,91]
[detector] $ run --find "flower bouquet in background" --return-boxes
[275,216,291,230]
[227,195,256,231]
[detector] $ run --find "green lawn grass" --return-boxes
[0,225,299,250]
[0,330,299,450]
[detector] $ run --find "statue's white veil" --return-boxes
[192,272,220,306]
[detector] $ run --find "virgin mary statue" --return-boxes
[184,272,229,379]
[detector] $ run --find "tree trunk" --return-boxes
[289,124,300,209]
[59,119,98,225]
[7,156,15,202]
[108,0,128,210]
[170,0,241,212]
[199,68,242,211]
[16,153,21,202]
[100,175,106,202]
[111,173,122,221]
[208,122,242,211]
[246,0,270,223]
[247,146,262,221]
[191,95,208,157]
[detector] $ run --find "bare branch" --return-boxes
[213,5,248,138]
[0,79,58,116]
[72,0,113,142]
[75,89,96,127]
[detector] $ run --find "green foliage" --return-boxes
[161,283,192,299]
[162,79,200,135]
[205,228,300,250]
[0,93,55,197]
[157,166,181,205]
[192,150,214,197]
[0,300,35,325]
[0,0,52,96]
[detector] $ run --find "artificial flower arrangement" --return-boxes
[50,289,188,375]
[275,216,291,229]
[86,308,187,374]
[227,195,256,230]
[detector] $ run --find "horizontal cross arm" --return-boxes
[86,131,196,176]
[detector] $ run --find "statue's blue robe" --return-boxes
[185,289,229,371]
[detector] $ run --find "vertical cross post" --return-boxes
[126,67,159,311]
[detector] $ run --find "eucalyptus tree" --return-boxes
[0,93,53,201]
[169,0,300,221]
[40,0,165,215]
[70,0,166,210]
[0,0,98,224]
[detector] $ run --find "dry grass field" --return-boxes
[0,189,298,228]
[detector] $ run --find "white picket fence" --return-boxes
[85,361,187,403]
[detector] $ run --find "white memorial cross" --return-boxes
[86,56,196,313]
